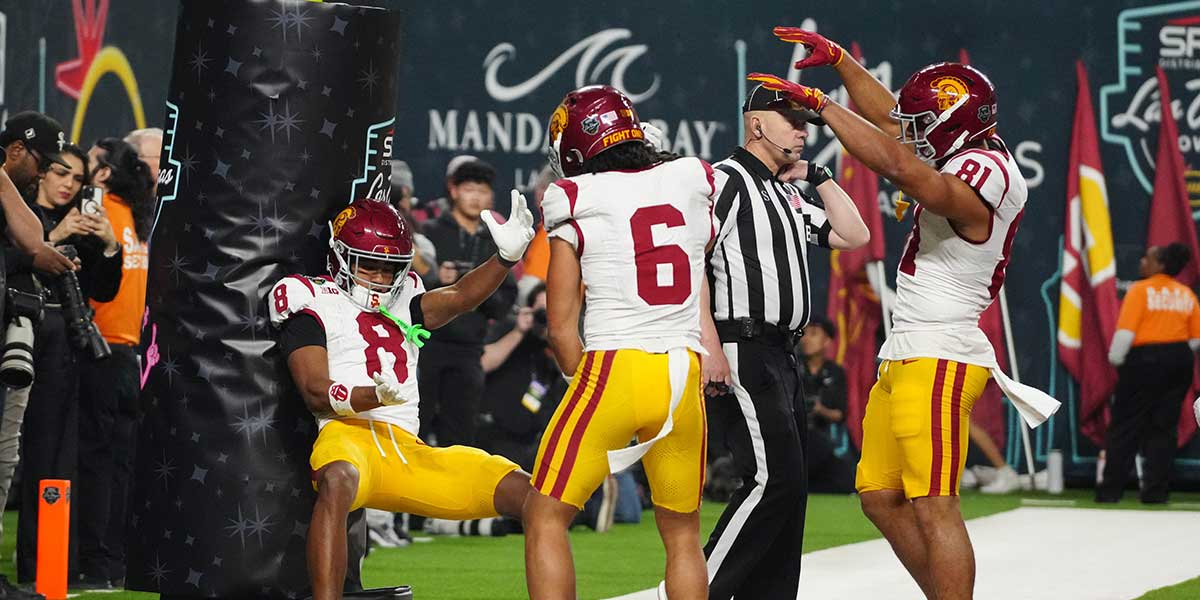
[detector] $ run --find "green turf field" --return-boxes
[3,490,1197,599]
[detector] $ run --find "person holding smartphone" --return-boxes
[5,142,122,592]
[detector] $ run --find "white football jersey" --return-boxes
[269,272,423,433]
[541,157,715,354]
[881,139,1028,367]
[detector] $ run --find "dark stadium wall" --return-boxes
[1,0,1199,591]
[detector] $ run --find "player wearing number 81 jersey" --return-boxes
[524,85,715,600]
[760,28,1062,599]
[269,196,536,600]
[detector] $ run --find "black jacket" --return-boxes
[421,212,516,346]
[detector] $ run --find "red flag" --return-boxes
[1058,61,1120,446]
[1147,66,1200,446]
[827,42,885,448]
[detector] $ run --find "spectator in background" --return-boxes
[1100,243,1200,504]
[797,317,856,493]
[419,158,517,447]
[0,112,78,275]
[479,283,564,471]
[74,138,153,588]
[12,144,122,589]
[123,128,163,185]
[389,159,435,276]
[411,154,477,225]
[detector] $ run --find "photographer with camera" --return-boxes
[418,158,517,448]
[72,137,152,589]
[479,283,563,471]
[0,112,78,283]
[0,142,120,597]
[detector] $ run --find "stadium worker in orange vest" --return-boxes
[1101,242,1200,504]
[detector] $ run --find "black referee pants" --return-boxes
[1098,342,1193,503]
[704,340,807,600]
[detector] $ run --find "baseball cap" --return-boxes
[445,154,478,178]
[742,83,826,126]
[0,111,69,168]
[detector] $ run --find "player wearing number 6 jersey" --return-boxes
[523,85,715,600]
[269,197,535,600]
[761,28,1060,600]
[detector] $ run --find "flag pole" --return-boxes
[999,284,1038,478]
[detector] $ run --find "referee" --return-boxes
[700,84,870,599]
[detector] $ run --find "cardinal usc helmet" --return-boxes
[892,62,998,164]
[547,85,645,178]
[327,199,414,312]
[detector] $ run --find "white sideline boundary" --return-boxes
[606,507,1200,600]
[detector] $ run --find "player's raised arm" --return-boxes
[419,189,535,329]
[775,27,899,137]
[748,73,989,231]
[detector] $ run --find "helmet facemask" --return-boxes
[892,94,970,165]
[329,232,413,312]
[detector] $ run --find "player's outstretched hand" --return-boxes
[747,73,829,113]
[373,373,409,406]
[640,121,667,152]
[483,189,536,264]
[773,27,845,70]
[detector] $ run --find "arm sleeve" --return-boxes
[1109,329,1135,366]
[409,292,425,326]
[711,167,740,247]
[278,313,326,356]
[81,243,123,303]
[542,181,582,252]
[797,190,832,249]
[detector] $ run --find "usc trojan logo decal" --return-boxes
[932,76,969,111]
[548,104,569,144]
[332,207,356,236]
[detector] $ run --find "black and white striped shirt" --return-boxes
[708,147,832,332]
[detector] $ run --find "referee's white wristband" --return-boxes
[328,382,356,416]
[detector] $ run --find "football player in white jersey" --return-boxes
[269,197,534,600]
[523,85,716,599]
[755,28,1058,600]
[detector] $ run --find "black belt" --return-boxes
[715,318,802,350]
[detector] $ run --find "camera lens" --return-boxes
[533,308,548,326]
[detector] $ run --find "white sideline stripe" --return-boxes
[703,343,769,581]
[606,507,1200,600]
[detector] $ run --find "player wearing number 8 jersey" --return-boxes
[523,85,715,600]
[269,197,535,600]
[763,28,1060,600]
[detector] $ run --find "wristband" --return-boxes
[497,253,519,268]
[806,162,834,187]
[328,382,355,416]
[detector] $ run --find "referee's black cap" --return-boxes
[742,83,826,126]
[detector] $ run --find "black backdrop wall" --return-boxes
[116,0,400,596]
[2,0,1200,593]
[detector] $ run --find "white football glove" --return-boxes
[481,189,536,264]
[373,373,410,406]
[1194,396,1199,428]
[640,121,666,152]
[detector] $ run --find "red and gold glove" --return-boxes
[773,27,845,70]
[747,73,830,113]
